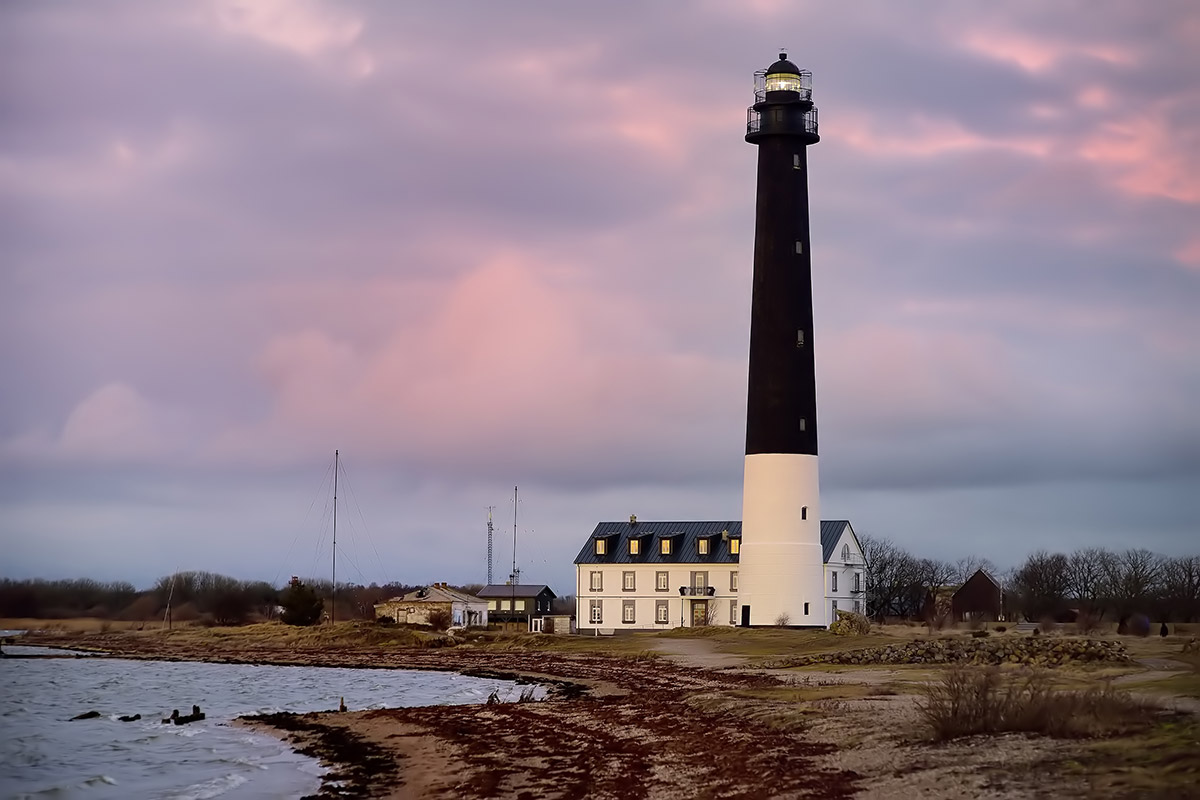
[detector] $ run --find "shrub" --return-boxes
[279,581,323,626]
[917,667,1157,741]
[426,607,453,631]
[1128,614,1151,637]
[971,629,990,638]
[1075,612,1103,635]
[994,625,1007,633]
[775,612,791,626]
[1038,617,1058,636]
[829,610,871,636]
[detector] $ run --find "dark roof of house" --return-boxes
[575,520,857,566]
[953,569,1002,594]
[476,584,555,599]
[575,521,740,565]
[820,520,857,562]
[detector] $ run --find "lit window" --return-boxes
[595,539,606,555]
[661,539,671,555]
[622,600,635,624]
[500,600,511,611]
[801,506,807,520]
[698,538,709,556]
[730,539,740,555]
[515,599,526,611]
[831,572,837,592]
[656,600,669,623]
[590,571,602,591]
[487,600,497,610]
[730,571,739,592]
[656,571,669,591]
[590,600,602,624]
[629,539,639,556]
[623,571,635,591]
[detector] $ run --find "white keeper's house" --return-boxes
[573,517,864,633]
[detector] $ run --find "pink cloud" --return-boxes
[834,111,1051,159]
[1078,107,1200,204]
[958,29,1134,74]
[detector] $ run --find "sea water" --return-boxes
[0,645,539,798]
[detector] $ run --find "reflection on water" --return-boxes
[2,647,540,798]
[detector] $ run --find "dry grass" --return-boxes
[918,666,1159,741]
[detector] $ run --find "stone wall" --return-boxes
[768,636,1129,668]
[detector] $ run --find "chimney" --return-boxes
[630,514,637,525]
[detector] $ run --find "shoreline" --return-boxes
[19,629,862,799]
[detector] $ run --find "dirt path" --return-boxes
[646,635,750,669]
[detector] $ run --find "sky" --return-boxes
[3,1,1198,593]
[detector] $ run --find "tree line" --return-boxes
[861,535,1200,624]
[0,573,420,626]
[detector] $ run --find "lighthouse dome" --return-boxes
[766,53,800,75]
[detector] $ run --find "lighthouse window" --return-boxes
[793,154,801,169]
[804,602,810,616]
[797,329,805,348]
[801,506,808,520]
[795,241,803,254]
[800,418,807,431]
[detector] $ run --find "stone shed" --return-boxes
[373,583,488,628]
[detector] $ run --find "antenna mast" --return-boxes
[511,486,518,620]
[487,506,495,585]
[332,449,338,625]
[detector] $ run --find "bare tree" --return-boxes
[1010,550,1070,621]
[1160,556,1200,622]
[861,534,925,621]
[952,556,998,585]
[1066,548,1109,617]
[1102,548,1160,619]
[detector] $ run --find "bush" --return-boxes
[279,581,323,626]
[829,610,871,636]
[994,625,1006,632]
[1128,614,1151,637]
[917,667,1157,741]
[426,607,453,631]
[971,629,990,638]
[1075,612,1103,635]
[775,612,791,626]
[1038,617,1058,636]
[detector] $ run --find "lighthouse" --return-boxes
[736,53,826,627]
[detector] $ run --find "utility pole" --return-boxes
[487,506,495,586]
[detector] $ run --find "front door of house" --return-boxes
[692,600,708,627]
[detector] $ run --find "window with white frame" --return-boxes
[842,543,850,562]
[590,571,602,591]
[623,571,635,591]
[854,600,862,614]
[595,539,606,555]
[691,571,708,592]
[500,600,511,610]
[832,599,838,611]
[831,572,837,592]
[729,599,737,625]
[730,571,739,592]
[698,538,709,555]
[622,600,635,624]
[656,571,669,591]
[514,599,526,611]
[854,572,861,592]
[655,600,669,623]
[590,599,602,624]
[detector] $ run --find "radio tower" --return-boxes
[486,507,495,585]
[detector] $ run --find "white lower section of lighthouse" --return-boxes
[736,453,826,627]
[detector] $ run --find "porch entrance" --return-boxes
[691,600,708,627]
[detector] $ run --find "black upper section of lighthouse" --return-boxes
[744,53,820,457]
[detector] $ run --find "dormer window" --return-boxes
[660,539,671,556]
[629,539,640,556]
[595,539,606,556]
[698,538,709,556]
[730,538,740,555]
